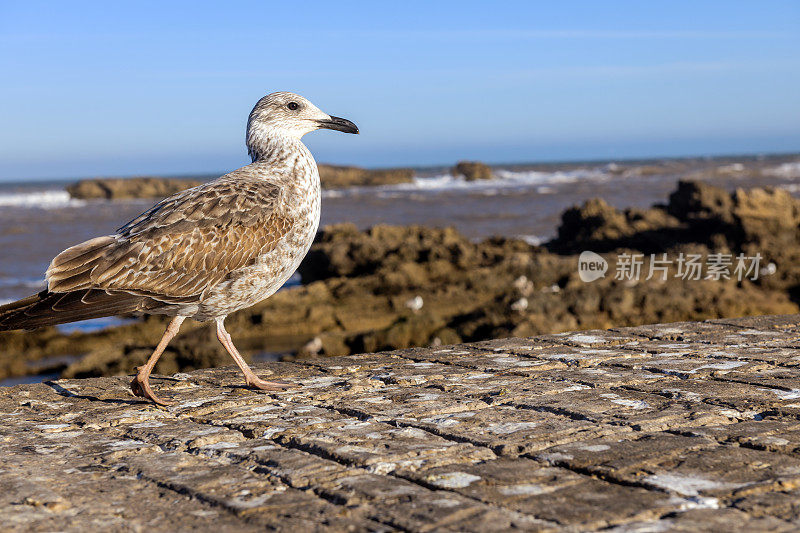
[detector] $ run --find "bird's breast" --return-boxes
[194,166,321,320]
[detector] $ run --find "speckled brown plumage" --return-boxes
[0,91,358,404]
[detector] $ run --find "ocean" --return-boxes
[2,155,799,324]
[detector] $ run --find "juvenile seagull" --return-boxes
[0,92,358,405]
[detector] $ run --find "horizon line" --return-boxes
[2,150,798,185]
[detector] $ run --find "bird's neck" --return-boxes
[247,131,313,168]
[247,132,319,200]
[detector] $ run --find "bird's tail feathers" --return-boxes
[0,289,147,331]
[46,235,116,293]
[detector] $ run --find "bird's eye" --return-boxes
[287,102,299,110]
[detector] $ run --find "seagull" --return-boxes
[0,92,358,405]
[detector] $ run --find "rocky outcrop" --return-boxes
[552,198,681,253]
[66,166,416,199]
[317,164,413,188]
[667,179,735,223]
[552,179,800,255]
[452,161,493,181]
[66,177,206,200]
[6,180,800,384]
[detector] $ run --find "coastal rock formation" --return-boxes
[452,161,493,181]
[667,179,735,224]
[66,165,416,199]
[317,164,413,188]
[66,177,206,200]
[552,179,800,255]
[552,198,681,253]
[5,180,800,383]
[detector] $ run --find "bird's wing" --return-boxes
[46,174,294,303]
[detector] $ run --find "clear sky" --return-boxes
[1,1,799,181]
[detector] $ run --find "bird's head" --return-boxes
[247,91,358,145]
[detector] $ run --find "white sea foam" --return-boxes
[322,167,610,198]
[764,161,800,179]
[408,167,610,192]
[0,190,85,209]
[516,235,545,246]
[0,277,46,289]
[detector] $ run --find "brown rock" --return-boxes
[318,164,413,189]
[668,179,735,223]
[66,177,206,200]
[8,179,800,384]
[66,166,414,200]
[551,198,681,253]
[452,161,493,181]
[732,186,800,242]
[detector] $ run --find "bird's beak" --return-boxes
[317,115,359,134]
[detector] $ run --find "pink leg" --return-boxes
[130,316,185,406]
[215,318,292,391]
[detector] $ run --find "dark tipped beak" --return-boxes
[317,115,359,134]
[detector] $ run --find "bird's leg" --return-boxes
[215,318,292,391]
[130,316,185,406]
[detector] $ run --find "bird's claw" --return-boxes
[246,376,295,391]
[130,371,175,406]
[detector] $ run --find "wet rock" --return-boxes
[356,312,449,354]
[550,198,681,253]
[66,177,206,199]
[732,186,800,243]
[66,166,415,200]
[553,179,800,262]
[668,179,735,223]
[317,164,413,188]
[452,161,493,181]
[6,181,800,384]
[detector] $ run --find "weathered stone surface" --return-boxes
[4,315,800,530]
[66,176,206,199]
[317,164,414,189]
[452,161,493,181]
[65,165,416,200]
[8,184,800,386]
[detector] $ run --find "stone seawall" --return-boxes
[3,315,800,531]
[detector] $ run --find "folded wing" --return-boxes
[0,175,292,330]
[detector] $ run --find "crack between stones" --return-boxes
[302,369,800,524]
[616,383,774,418]
[159,404,564,529]
[302,381,800,524]
[709,374,800,396]
[45,329,793,528]
[248,398,696,529]
[112,463,282,526]
[114,416,410,532]
[37,381,403,530]
[44,367,562,526]
[289,351,748,525]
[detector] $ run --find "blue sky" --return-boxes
[1,1,799,181]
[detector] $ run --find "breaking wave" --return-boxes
[0,277,46,290]
[0,190,85,209]
[764,162,800,179]
[323,167,610,198]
